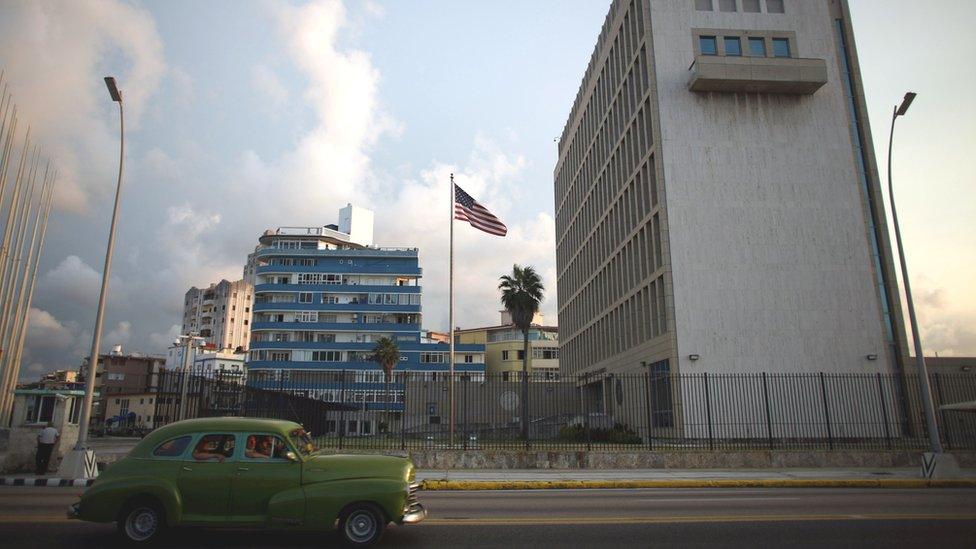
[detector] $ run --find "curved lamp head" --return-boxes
[895,92,916,117]
[104,76,122,102]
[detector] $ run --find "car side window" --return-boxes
[243,434,291,461]
[191,433,235,462]
[153,435,192,458]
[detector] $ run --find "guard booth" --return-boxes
[0,389,85,473]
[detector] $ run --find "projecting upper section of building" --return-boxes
[688,55,827,94]
[259,204,374,248]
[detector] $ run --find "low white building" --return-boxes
[165,346,247,383]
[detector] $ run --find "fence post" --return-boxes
[643,362,653,451]
[704,372,713,451]
[400,372,407,451]
[463,375,469,451]
[933,373,951,450]
[338,371,346,451]
[579,375,591,451]
[761,372,773,450]
[819,372,833,450]
[876,372,891,449]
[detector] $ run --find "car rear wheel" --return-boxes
[339,503,386,546]
[117,498,164,543]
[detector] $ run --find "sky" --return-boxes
[0,0,973,380]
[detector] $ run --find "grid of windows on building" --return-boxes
[698,33,793,59]
[487,329,559,343]
[532,347,559,360]
[694,0,783,12]
[553,0,668,375]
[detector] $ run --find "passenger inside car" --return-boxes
[247,435,289,459]
[245,435,268,459]
[192,434,233,462]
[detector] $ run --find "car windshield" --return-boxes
[288,427,315,457]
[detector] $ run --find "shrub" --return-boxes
[558,422,641,444]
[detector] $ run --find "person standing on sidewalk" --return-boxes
[35,422,60,475]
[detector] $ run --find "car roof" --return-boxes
[131,417,303,457]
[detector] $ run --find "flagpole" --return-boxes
[448,173,456,448]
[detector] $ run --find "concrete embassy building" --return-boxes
[182,279,253,351]
[554,0,909,382]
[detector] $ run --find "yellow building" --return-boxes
[455,312,559,380]
[103,393,159,430]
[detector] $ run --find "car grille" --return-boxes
[405,482,423,515]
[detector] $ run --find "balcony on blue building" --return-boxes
[252,302,421,314]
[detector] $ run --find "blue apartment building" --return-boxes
[245,204,485,435]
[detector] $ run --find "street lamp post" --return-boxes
[62,77,125,479]
[886,93,954,472]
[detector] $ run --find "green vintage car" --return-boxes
[68,417,425,545]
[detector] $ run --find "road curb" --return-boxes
[0,477,94,487]
[420,478,976,490]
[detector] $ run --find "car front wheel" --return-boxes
[339,504,386,546]
[117,498,164,543]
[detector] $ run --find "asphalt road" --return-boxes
[1,486,974,547]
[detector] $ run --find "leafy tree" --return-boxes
[498,264,544,442]
[371,336,400,432]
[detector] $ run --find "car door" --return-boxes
[177,433,237,523]
[229,433,302,523]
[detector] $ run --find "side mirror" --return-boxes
[285,451,299,462]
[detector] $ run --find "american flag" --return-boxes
[454,183,507,237]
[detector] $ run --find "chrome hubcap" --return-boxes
[125,507,157,541]
[345,510,376,542]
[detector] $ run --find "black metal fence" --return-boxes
[144,369,976,452]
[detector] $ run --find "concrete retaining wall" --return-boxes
[320,449,976,470]
[81,436,975,471]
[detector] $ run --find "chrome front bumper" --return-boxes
[402,482,427,524]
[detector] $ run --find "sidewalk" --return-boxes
[0,475,93,487]
[416,467,976,489]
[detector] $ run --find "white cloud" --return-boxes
[146,204,241,312]
[0,0,166,213]
[149,324,181,352]
[170,66,194,102]
[227,0,402,223]
[142,147,183,180]
[105,320,132,347]
[25,308,76,350]
[39,255,117,308]
[363,1,386,17]
[914,280,976,356]
[251,64,290,111]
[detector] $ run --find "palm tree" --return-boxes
[498,264,545,443]
[371,336,400,434]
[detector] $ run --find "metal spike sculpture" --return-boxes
[0,70,59,424]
